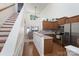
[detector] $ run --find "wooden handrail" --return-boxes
[0,4,15,12]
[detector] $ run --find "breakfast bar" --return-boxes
[33,32,53,56]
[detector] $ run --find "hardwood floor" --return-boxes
[22,41,67,56]
[22,41,39,56]
[45,42,67,56]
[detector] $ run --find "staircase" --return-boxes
[0,13,18,52]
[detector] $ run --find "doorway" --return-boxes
[17,3,24,13]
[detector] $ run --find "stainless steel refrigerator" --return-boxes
[63,23,71,45]
[64,22,79,47]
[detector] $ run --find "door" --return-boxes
[18,3,24,13]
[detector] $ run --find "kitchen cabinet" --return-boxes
[57,17,70,24]
[58,17,66,25]
[43,21,58,30]
[70,15,79,23]
[65,18,71,24]
[65,15,79,24]
[44,39,53,55]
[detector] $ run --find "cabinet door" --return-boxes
[43,21,58,30]
[47,22,52,29]
[43,21,50,30]
[44,39,53,55]
[70,16,79,23]
[66,19,70,24]
[52,21,58,29]
[58,19,66,25]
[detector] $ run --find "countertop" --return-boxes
[33,32,53,39]
[38,30,56,35]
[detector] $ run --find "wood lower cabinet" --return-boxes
[44,39,53,55]
[43,21,58,30]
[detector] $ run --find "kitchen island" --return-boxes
[33,32,53,56]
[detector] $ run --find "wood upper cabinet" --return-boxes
[70,15,79,23]
[43,21,51,30]
[65,15,79,24]
[58,17,68,25]
[52,21,58,29]
[65,18,70,24]
[43,21,58,30]
[43,15,79,30]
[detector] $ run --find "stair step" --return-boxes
[9,17,17,20]
[3,22,14,24]
[6,19,16,21]
[0,37,7,43]
[1,25,13,28]
[3,24,14,25]
[0,43,4,52]
[9,13,18,19]
[5,21,15,23]
[6,18,16,20]
[7,18,16,20]
[1,27,12,28]
[0,28,12,32]
[0,32,10,37]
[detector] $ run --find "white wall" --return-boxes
[0,3,17,27]
[0,3,13,9]
[40,3,79,19]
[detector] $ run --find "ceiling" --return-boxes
[25,3,49,13]
[30,3,49,12]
